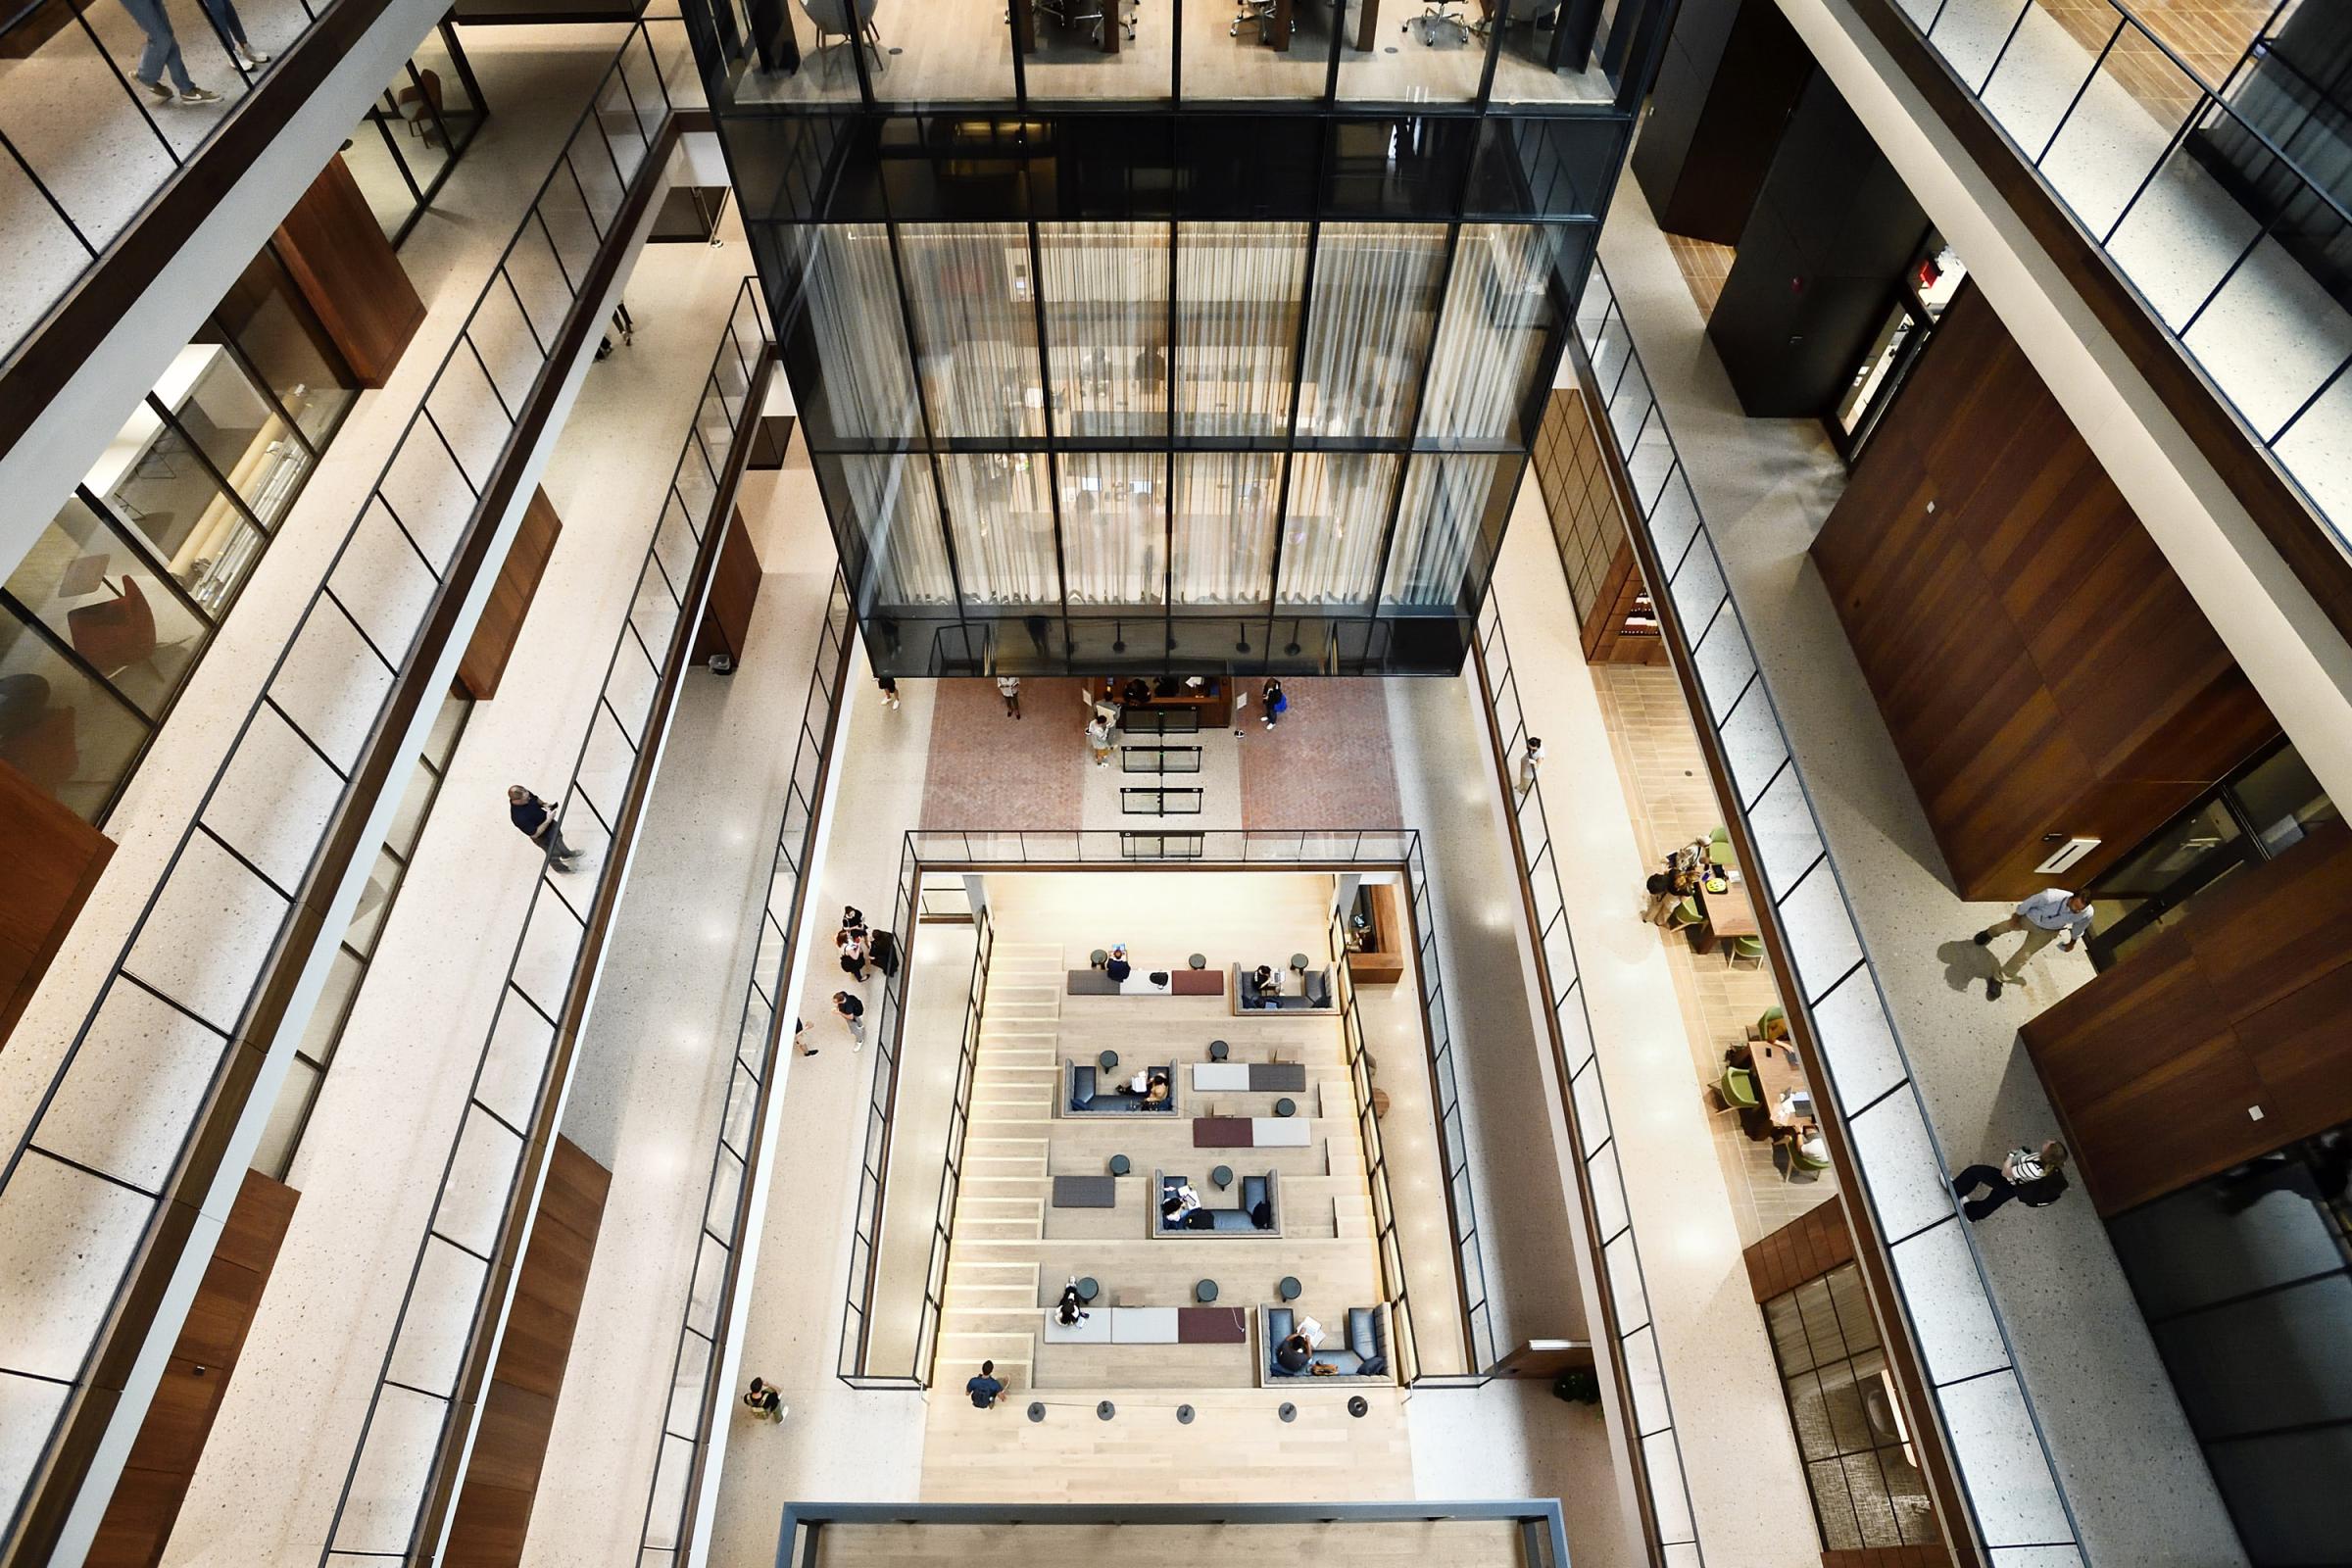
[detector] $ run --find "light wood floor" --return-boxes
[923,871,1411,1500]
[808,1518,1528,1566]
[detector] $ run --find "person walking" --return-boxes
[197,0,270,71]
[1974,888,2092,999]
[997,674,1022,718]
[1519,735,1545,795]
[741,1377,784,1422]
[833,989,864,1047]
[965,1359,1005,1409]
[1261,678,1288,730]
[508,786,582,872]
[1086,713,1114,767]
[116,0,221,104]
[794,1017,815,1059]
[876,676,901,710]
[1951,1141,2070,1221]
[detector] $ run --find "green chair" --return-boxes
[1718,1065,1760,1109]
[1727,935,1766,970]
[1668,896,1704,932]
[1756,1004,1788,1042]
[1788,1139,1833,1176]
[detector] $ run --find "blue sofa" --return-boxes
[1233,965,1334,1011]
[1259,1304,1392,1384]
[1153,1170,1279,1236]
[1064,1060,1179,1116]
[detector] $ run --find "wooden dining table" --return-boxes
[1695,870,1759,953]
[1746,1037,1812,1127]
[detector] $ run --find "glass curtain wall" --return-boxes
[343,24,491,246]
[786,216,1578,675]
[0,242,359,821]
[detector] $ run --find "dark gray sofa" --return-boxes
[1232,965,1334,1011]
[1258,1303,1393,1385]
[1152,1169,1280,1236]
[1064,1060,1179,1116]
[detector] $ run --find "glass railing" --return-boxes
[1469,605,1706,1562]
[320,276,768,1558]
[0,22,698,1556]
[633,570,854,1558]
[1574,257,2085,1563]
[1886,0,2352,552]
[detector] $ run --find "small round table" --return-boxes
[1207,1039,1229,1061]
[1075,1277,1100,1302]
[1108,1153,1131,1176]
[1099,1050,1119,1071]
[1196,1279,1218,1303]
[1210,1164,1233,1189]
[1274,1097,1297,1118]
[1188,953,1206,969]
[1278,1276,1301,1301]
[1289,952,1310,973]
[1090,948,1108,967]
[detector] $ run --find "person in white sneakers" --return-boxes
[198,0,272,71]
[1952,1141,2070,1221]
[1973,887,2092,1000]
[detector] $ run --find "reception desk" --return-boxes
[1091,677,1232,728]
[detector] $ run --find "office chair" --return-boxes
[1232,0,1293,41]
[797,0,886,75]
[1404,0,1471,47]
[1039,0,1134,45]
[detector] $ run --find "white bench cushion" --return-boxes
[1192,1063,1251,1091]
[1111,1307,1182,1343]
[1042,1308,1112,1344]
[1252,1117,1311,1147]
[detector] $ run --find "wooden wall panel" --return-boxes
[1811,284,2278,898]
[458,487,564,702]
[1742,1192,1854,1301]
[1532,389,1665,665]
[2021,821,2352,1214]
[87,1172,298,1568]
[444,1135,612,1568]
[691,505,763,668]
[271,154,425,387]
[0,759,115,1047]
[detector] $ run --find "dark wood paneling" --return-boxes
[1631,0,1815,246]
[1811,284,2278,898]
[1742,1192,1855,1301]
[458,487,564,701]
[271,155,424,388]
[444,1136,611,1568]
[0,758,115,1047]
[1822,1547,1954,1568]
[86,1172,298,1568]
[2021,821,2352,1214]
[690,505,763,667]
[1841,0,2352,679]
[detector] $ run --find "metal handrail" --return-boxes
[636,570,857,1559]
[0,23,697,1559]
[318,277,771,1562]
[1572,258,2086,1560]
[1470,604,1704,1561]
[1896,0,2352,555]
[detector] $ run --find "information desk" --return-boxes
[1090,676,1232,728]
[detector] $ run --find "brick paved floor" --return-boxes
[1237,678,1402,828]
[919,677,1089,827]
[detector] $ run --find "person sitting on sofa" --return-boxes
[1055,1279,1088,1327]
[1146,1071,1171,1105]
[1274,1331,1313,1374]
[1105,951,1132,983]
[1251,963,1276,996]
[1160,1180,1201,1225]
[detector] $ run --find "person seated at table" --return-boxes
[1056,1279,1088,1326]
[1145,1071,1171,1105]
[1275,1330,1313,1374]
[1122,676,1153,709]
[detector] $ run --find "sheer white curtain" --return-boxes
[1041,223,1169,437]
[938,454,1057,604]
[843,453,955,605]
[1059,452,1165,603]
[802,224,918,439]
[1178,223,1307,437]
[1381,454,1497,608]
[1295,224,1447,439]
[899,223,1044,439]
[1173,453,1280,603]
[1277,453,1398,603]
[1418,224,1562,442]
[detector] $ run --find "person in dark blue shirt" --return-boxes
[507,785,581,871]
[965,1359,1004,1409]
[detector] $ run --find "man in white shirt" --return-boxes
[1973,888,2093,1000]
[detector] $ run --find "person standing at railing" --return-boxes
[115,0,222,105]
[507,785,583,872]
[196,0,270,72]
